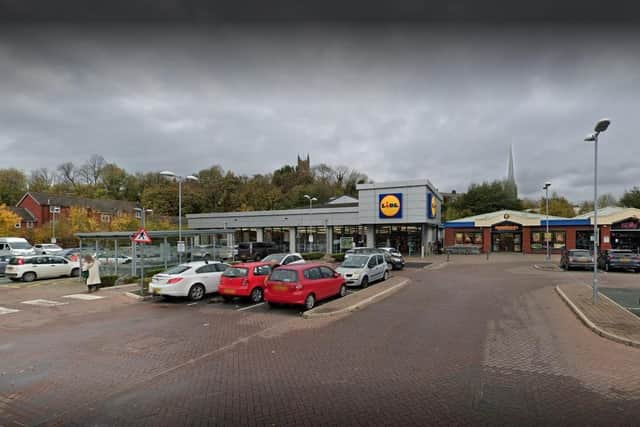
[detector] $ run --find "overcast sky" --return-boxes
[1,21,639,203]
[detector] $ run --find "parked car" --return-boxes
[560,249,594,271]
[188,244,234,261]
[598,249,640,272]
[0,255,10,276]
[33,243,64,255]
[96,253,133,265]
[264,263,347,310]
[218,262,273,303]
[261,253,306,267]
[237,242,281,261]
[4,255,80,282]
[345,247,396,268]
[149,261,230,301]
[378,247,405,270]
[59,248,81,262]
[0,237,35,257]
[336,253,389,288]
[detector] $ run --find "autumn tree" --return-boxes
[620,186,640,209]
[0,168,27,205]
[0,205,21,235]
[538,193,576,217]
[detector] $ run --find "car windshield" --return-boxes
[222,267,249,277]
[341,255,369,268]
[269,269,298,282]
[162,265,191,275]
[262,254,285,263]
[10,242,32,249]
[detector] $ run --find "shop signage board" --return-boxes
[427,193,437,219]
[379,193,403,219]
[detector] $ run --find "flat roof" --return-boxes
[75,229,233,239]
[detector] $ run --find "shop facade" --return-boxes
[444,207,640,254]
[187,179,443,256]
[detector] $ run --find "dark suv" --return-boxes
[237,242,281,261]
[598,249,640,272]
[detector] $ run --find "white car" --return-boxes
[336,253,389,288]
[33,243,64,255]
[97,253,132,265]
[261,253,306,266]
[150,261,230,301]
[5,255,80,282]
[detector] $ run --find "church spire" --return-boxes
[505,145,518,198]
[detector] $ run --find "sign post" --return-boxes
[132,228,152,295]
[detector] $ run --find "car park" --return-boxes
[336,253,389,288]
[4,255,80,282]
[264,263,346,310]
[261,253,306,266]
[97,253,133,265]
[33,243,64,255]
[150,261,230,301]
[597,249,640,273]
[218,262,272,303]
[560,249,594,270]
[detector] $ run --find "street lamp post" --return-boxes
[543,182,551,262]
[303,194,317,252]
[584,118,611,304]
[160,171,199,263]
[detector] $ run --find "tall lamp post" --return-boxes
[303,194,317,252]
[160,171,199,263]
[543,182,551,262]
[584,118,611,304]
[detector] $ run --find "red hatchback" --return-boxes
[218,262,272,303]
[264,263,347,310]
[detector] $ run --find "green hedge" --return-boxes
[100,275,119,287]
[302,252,325,260]
[332,253,346,262]
[144,267,166,277]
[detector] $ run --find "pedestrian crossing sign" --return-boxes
[132,228,152,244]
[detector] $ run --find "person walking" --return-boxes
[83,254,102,293]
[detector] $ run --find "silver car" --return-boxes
[336,253,389,288]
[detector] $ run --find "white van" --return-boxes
[0,237,36,257]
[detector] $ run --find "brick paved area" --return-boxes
[558,283,640,343]
[1,259,639,426]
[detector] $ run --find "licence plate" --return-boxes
[273,285,287,291]
[621,258,631,262]
[223,288,236,294]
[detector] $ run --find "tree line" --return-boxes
[0,155,370,217]
[443,180,640,221]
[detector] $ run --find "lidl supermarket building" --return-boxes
[187,180,443,256]
[444,207,640,254]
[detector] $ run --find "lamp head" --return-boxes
[543,182,551,190]
[311,197,318,201]
[594,118,610,133]
[303,194,311,200]
[185,175,199,182]
[159,170,176,178]
[584,132,597,142]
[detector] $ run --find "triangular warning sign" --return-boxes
[132,228,152,244]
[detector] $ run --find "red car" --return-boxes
[264,263,347,310]
[218,262,272,303]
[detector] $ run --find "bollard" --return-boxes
[446,250,450,262]
[486,251,490,260]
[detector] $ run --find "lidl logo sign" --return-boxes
[427,193,438,219]
[379,193,402,219]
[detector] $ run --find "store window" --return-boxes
[263,228,290,251]
[374,225,422,256]
[332,225,366,253]
[234,228,257,243]
[296,226,327,253]
[531,230,566,250]
[576,231,594,250]
[454,232,483,246]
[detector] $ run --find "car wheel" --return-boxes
[250,287,264,303]
[188,284,206,301]
[22,272,36,282]
[304,293,316,310]
[70,268,80,277]
[339,284,347,297]
[361,276,369,288]
[383,270,389,281]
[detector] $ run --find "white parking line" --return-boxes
[21,299,68,307]
[0,307,20,315]
[62,294,105,301]
[237,302,265,311]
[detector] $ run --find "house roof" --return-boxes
[19,192,138,214]
[574,207,640,225]
[8,207,36,221]
[444,209,570,228]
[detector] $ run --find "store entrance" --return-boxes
[611,218,640,252]
[492,232,522,252]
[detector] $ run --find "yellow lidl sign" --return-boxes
[428,193,438,219]
[379,193,402,219]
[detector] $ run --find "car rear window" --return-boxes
[269,269,298,282]
[163,265,191,275]
[9,242,32,249]
[9,257,26,265]
[222,267,248,277]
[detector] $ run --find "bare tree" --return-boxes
[57,162,77,186]
[334,165,350,186]
[29,168,56,191]
[312,163,335,183]
[78,154,106,185]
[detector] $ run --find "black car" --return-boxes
[560,249,594,271]
[237,242,282,261]
[598,249,640,272]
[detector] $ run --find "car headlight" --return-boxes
[352,273,360,279]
